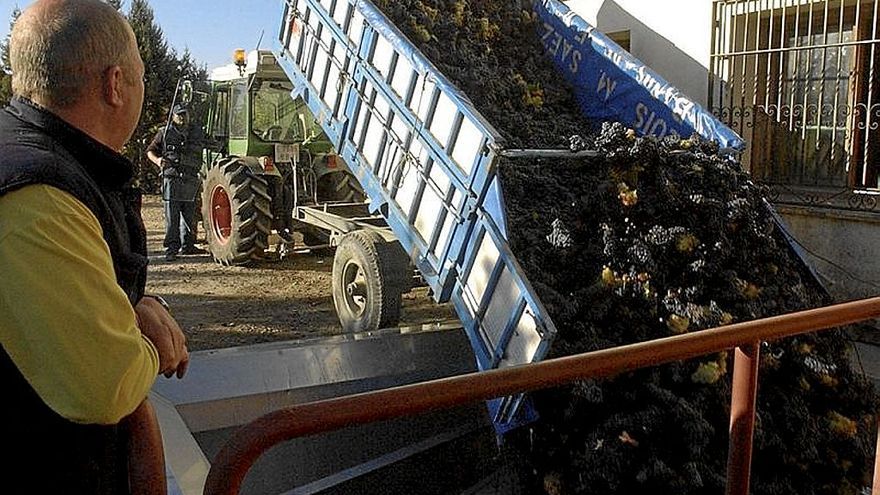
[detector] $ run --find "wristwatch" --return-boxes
[145,294,171,313]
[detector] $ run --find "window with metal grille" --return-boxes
[710,0,880,190]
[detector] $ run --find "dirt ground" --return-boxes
[141,194,457,351]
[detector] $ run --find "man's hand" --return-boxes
[135,296,189,379]
[146,150,165,171]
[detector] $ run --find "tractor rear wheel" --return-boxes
[317,170,365,203]
[202,159,272,265]
[331,230,410,332]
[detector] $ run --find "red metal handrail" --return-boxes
[204,297,880,495]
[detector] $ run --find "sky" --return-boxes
[0,0,283,70]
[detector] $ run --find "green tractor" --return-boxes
[174,50,413,332]
[186,49,362,265]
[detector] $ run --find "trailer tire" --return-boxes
[332,230,409,332]
[202,159,272,265]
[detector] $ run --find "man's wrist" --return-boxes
[144,294,171,313]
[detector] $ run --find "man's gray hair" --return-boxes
[11,0,135,108]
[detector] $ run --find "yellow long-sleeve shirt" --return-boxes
[0,184,159,425]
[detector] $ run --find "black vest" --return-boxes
[162,124,201,176]
[0,97,149,494]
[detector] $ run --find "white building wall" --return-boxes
[778,208,880,301]
[567,0,714,106]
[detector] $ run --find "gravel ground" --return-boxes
[141,194,456,351]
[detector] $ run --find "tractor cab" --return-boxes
[203,49,327,163]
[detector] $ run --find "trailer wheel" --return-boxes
[332,231,410,332]
[202,159,272,265]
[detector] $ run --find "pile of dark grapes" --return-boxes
[371,1,880,493]
[499,122,878,494]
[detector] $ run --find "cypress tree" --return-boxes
[0,7,20,107]
[125,0,176,167]
[124,0,207,191]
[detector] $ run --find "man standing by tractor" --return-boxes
[147,104,205,261]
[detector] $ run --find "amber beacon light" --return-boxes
[233,48,246,68]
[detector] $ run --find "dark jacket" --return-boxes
[147,124,201,176]
[147,124,201,201]
[0,97,148,494]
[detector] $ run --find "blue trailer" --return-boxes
[272,0,751,431]
[270,0,783,432]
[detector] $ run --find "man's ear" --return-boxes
[102,65,125,108]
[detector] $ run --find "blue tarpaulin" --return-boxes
[534,0,745,152]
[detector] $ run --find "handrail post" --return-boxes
[726,342,761,495]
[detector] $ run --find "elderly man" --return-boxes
[0,0,189,493]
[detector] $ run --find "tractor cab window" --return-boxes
[211,87,229,139]
[251,80,307,143]
[228,80,248,139]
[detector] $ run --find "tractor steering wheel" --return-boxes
[261,125,284,141]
